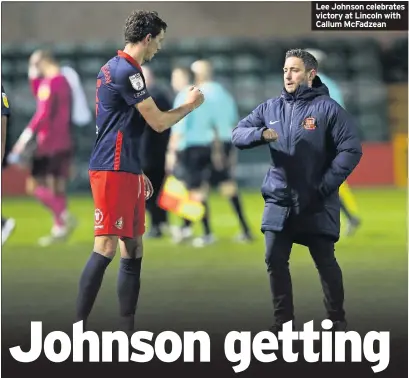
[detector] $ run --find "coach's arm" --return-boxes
[137,87,203,133]
[232,103,276,149]
[318,103,363,199]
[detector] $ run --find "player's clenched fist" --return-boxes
[262,128,279,142]
[185,86,204,109]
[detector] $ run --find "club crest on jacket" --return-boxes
[303,117,317,130]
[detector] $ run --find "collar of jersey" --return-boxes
[117,50,141,70]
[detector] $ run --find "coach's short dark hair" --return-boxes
[124,10,167,44]
[285,49,318,71]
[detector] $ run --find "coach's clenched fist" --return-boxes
[262,128,278,142]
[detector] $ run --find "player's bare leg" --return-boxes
[191,185,216,248]
[76,235,118,329]
[37,176,77,246]
[117,236,144,332]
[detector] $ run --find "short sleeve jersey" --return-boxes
[89,50,151,174]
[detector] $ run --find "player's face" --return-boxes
[171,69,189,93]
[29,53,44,74]
[283,57,313,93]
[144,29,166,62]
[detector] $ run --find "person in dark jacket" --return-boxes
[140,66,173,238]
[232,49,362,333]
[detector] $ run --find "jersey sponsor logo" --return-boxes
[129,73,145,91]
[302,117,317,130]
[37,84,51,101]
[2,92,9,108]
[94,208,104,229]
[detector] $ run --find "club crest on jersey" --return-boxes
[129,73,145,91]
[303,117,316,130]
[38,84,51,101]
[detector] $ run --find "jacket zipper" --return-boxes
[288,102,295,152]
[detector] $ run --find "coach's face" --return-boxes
[144,29,166,62]
[283,57,310,93]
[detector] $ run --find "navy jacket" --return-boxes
[232,76,362,243]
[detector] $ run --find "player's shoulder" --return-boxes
[115,55,143,79]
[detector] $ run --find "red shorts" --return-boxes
[89,170,145,238]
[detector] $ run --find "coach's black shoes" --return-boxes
[331,319,348,332]
[269,320,296,336]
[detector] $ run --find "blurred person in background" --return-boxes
[305,48,361,236]
[60,65,93,128]
[167,66,215,247]
[140,65,173,238]
[9,50,76,247]
[1,83,16,245]
[30,64,93,129]
[191,60,253,242]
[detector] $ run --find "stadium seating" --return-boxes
[1,36,407,190]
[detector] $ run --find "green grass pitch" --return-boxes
[1,188,407,337]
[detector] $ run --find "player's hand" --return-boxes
[143,174,154,200]
[262,128,278,142]
[185,86,204,110]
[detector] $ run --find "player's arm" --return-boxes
[318,103,362,199]
[12,82,52,154]
[136,87,203,133]
[231,102,277,149]
[119,72,203,133]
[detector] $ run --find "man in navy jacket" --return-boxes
[232,49,362,333]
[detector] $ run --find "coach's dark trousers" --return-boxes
[264,230,345,324]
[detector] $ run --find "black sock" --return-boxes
[340,200,353,221]
[202,201,211,236]
[230,195,250,234]
[183,219,192,228]
[117,257,142,331]
[76,252,112,326]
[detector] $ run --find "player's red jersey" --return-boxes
[89,51,151,238]
[28,74,72,156]
[89,50,151,174]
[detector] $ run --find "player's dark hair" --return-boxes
[124,10,167,44]
[285,49,318,71]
